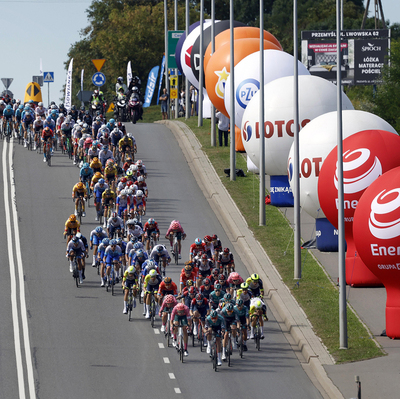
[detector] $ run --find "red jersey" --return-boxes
[179,270,197,285]
[189,242,206,257]
[158,281,178,296]
[143,221,160,234]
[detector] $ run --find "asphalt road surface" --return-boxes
[0,122,323,399]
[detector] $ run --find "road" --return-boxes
[0,122,323,398]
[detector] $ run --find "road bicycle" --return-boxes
[225,329,234,367]
[175,324,185,363]
[149,291,157,328]
[138,275,143,305]
[26,126,34,151]
[253,317,262,351]
[75,197,85,224]
[17,122,24,145]
[173,234,179,265]
[192,317,204,351]
[127,285,136,321]
[209,330,220,372]
[4,119,12,142]
[149,232,158,253]
[106,261,118,295]
[43,141,52,166]
[237,326,245,358]
[70,254,79,288]
[83,179,91,207]
[164,311,172,347]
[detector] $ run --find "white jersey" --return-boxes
[149,245,169,259]
[203,241,214,256]
[35,106,47,117]
[127,225,143,238]
[33,119,44,129]
[107,216,124,229]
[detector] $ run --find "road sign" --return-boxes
[77,90,93,102]
[92,72,106,87]
[43,72,54,83]
[32,75,44,87]
[170,88,178,99]
[170,76,178,87]
[92,59,106,72]
[24,82,42,103]
[1,78,13,89]
[168,31,184,69]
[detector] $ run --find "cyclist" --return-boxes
[32,116,44,150]
[135,176,148,198]
[101,188,116,228]
[179,263,197,294]
[209,283,224,310]
[88,141,101,162]
[116,176,128,194]
[93,178,108,221]
[122,156,134,172]
[130,248,148,273]
[199,277,214,300]
[35,102,47,119]
[118,135,134,165]
[171,302,191,357]
[116,189,131,226]
[236,282,253,309]
[149,244,171,277]
[98,237,110,287]
[63,214,80,243]
[158,276,178,305]
[143,269,162,318]
[72,181,87,217]
[80,162,94,195]
[227,271,244,296]
[89,226,107,267]
[126,218,144,242]
[205,309,225,365]
[159,294,178,333]
[195,253,214,288]
[203,235,215,259]
[110,127,123,158]
[104,159,118,191]
[165,220,186,259]
[2,104,14,136]
[60,115,74,154]
[136,159,147,178]
[132,190,146,218]
[209,268,220,285]
[143,218,160,254]
[99,145,114,168]
[122,265,139,314]
[221,302,238,360]
[104,238,122,285]
[91,171,104,191]
[189,238,206,262]
[218,248,235,275]
[246,273,265,298]
[41,126,54,159]
[66,235,86,283]
[234,299,249,351]
[249,298,268,339]
[92,116,102,137]
[190,292,209,341]
[107,211,124,239]
[76,232,89,268]
[90,157,103,175]
[14,104,23,138]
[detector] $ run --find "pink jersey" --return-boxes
[171,304,191,320]
[158,296,178,316]
[165,220,185,236]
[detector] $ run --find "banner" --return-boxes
[157,54,165,105]
[143,66,159,108]
[65,58,73,112]
[127,61,132,87]
[81,69,84,92]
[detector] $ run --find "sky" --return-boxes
[0,0,399,106]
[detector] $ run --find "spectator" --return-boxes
[159,88,169,120]
[216,110,229,147]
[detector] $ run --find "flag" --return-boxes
[65,59,73,112]
[157,54,165,105]
[127,61,132,87]
[81,69,84,92]
[143,66,159,108]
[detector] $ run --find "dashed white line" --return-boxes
[174,388,181,394]
[158,342,165,349]
[163,357,170,364]
[169,373,176,379]
[154,328,160,334]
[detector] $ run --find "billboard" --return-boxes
[301,29,390,85]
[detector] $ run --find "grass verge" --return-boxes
[144,106,385,363]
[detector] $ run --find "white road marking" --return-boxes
[174,388,181,394]
[163,357,170,363]
[154,328,160,334]
[158,343,165,349]
[169,373,176,379]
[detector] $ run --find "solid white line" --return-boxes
[169,373,176,379]
[163,357,170,364]
[2,142,25,398]
[174,388,181,394]
[9,142,36,398]
[158,343,165,349]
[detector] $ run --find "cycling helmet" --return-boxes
[137,176,144,182]
[231,272,240,280]
[224,293,232,301]
[133,243,141,250]
[156,245,164,253]
[148,218,155,225]
[251,273,259,281]
[204,235,212,242]
[165,294,175,304]
[83,162,90,169]
[201,254,208,260]
[210,310,218,319]
[211,268,219,276]
[186,279,194,287]
[43,126,50,132]
[240,282,249,290]
[59,103,64,108]
[110,239,117,246]
[226,303,234,312]
[71,105,76,110]
[95,226,103,233]
[136,190,143,198]
[120,177,127,183]
[214,283,222,290]
[111,211,117,218]
[236,299,244,306]
[6,104,12,109]
[223,248,230,254]
[164,277,172,284]
[80,105,85,111]
[136,249,144,257]
[116,238,122,245]
[102,238,110,245]
[130,165,138,172]
[126,189,133,196]
[18,104,24,109]
[98,178,105,184]
[203,278,211,286]
[176,303,185,312]
[218,274,226,281]
[117,76,123,83]
[132,218,138,225]
[147,260,155,269]
[194,238,202,245]
[188,287,196,295]
[255,300,262,309]
[46,116,52,122]
[120,190,127,196]
[130,235,138,243]
[127,219,135,225]
[105,188,111,194]
[127,266,135,274]
[38,102,43,107]
[75,232,82,239]
[109,118,115,125]
[72,235,79,243]
[106,159,114,166]
[126,170,133,177]
[184,265,192,272]
[94,171,102,178]
[69,214,76,221]
[77,182,84,189]
[149,269,157,277]
[172,221,180,229]
[136,159,143,167]
[195,293,204,301]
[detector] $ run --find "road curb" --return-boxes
[158,119,344,399]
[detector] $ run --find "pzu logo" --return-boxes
[236,79,260,109]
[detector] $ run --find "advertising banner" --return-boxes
[143,66,159,108]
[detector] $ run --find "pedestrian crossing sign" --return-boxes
[43,72,54,83]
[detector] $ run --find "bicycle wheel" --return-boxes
[255,326,261,351]
[47,148,52,167]
[198,323,203,352]
[191,326,195,347]
[238,333,243,358]
[227,338,232,367]
[167,326,171,347]
[128,294,132,321]
[111,268,115,296]
[174,242,179,265]
[213,343,218,371]
[138,278,143,304]
[74,263,79,288]
[150,299,155,328]
[179,334,184,363]
[96,260,100,275]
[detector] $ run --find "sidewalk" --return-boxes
[159,120,400,399]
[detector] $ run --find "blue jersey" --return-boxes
[80,167,94,182]
[205,314,226,329]
[44,119,55,130]
[3,108,14,117]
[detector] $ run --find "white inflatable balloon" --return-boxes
[287,110,397,219]
[180,20,213,90]
[247,156,259,174]
[224,50,310,128]
[242,75,354,176]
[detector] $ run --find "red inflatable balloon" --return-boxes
[205,38,281,116]
[353,166,400,338]
[318,130,400,286]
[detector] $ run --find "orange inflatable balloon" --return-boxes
[204,27,282,74]
[205,38,281,116]
[235,126,246,152]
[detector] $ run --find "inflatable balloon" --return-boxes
[180,20,212,89]
[191,20,245,88]
[204,27,282,74]
[319,130,400,286]
[241,75,353,206]
[353,166,400,338]
[205,38,281,116]
[225,50,310,130]
[175,21,200,75]
[287,110,396,251]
